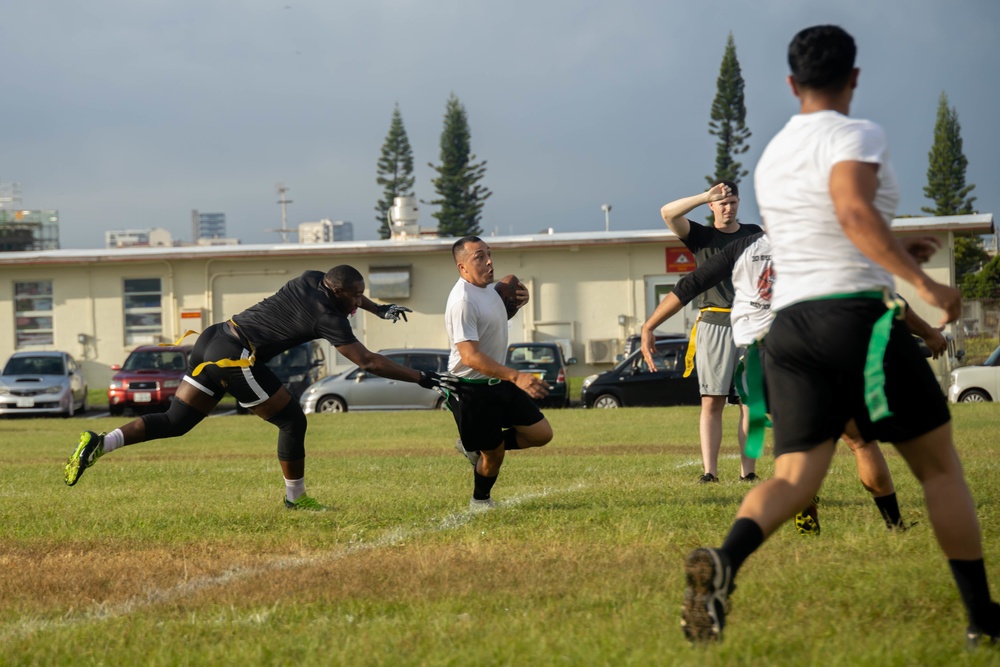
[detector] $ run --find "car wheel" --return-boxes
[593,394,621,409]
[959,389,991,403]
[110,405,124,417]
[317,396,347,413]
[435,396,450,411]
[79,392,88,415]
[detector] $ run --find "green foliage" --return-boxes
[955,236,990,295]
[374,104,416,239]
[427,93,492,237]
[961,254,1000,299]
[705,34,751,193]
[921,92,976,216]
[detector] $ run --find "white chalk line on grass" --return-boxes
[2,482,587,641]
[674,453,742,469]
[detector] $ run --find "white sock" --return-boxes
[284,477,306,502]
[103,429,125,453]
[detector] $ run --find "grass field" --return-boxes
[3,405,1000,666]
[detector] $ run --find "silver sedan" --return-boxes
[300,348,450,414]
[0,351,88,417]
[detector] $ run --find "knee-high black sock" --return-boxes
[874,492,903,529]
[719,518,765,576]
[950,559,997,633]
[473,471,498,500]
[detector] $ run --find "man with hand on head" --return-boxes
[660,180,763,483]
[446,236,553,511]
[65,265,458,512]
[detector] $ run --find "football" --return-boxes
[494,274,521,318]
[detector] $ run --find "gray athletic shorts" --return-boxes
[694,321,738,396]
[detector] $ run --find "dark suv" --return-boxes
[581,337,699,408]
[504,342,576,408]
[108,345,192,416]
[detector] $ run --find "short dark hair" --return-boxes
[710,179,739,198]
[788,25,856,92]
[324,265,363,289]
[452,235,484,261]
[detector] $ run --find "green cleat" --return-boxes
[284,494,329,511]
[64,431,106,486]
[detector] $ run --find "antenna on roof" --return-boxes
[268,183,294,243]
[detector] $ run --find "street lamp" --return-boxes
[601,203,612,232]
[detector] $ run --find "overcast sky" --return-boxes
[3,1,998,249]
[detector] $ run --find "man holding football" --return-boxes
[445,236,552,510]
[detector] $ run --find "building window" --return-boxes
[369,266,411,299]
[124,278,163,345]
[14,280,54,347]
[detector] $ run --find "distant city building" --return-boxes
[0,182,60,251]
[105,228,174,248]
[298,219,354,244]
[191,210,226,241]
[195,237,241,246]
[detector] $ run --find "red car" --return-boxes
[108,345,192,416]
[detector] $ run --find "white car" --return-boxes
[948,345,1000,403]
[300,348,450,414]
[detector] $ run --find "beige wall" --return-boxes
[0,222,985,391]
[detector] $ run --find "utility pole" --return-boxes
[601,203,612,232]
[270,183,294,243]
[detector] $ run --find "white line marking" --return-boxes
[1,483,587,640]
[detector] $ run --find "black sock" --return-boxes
[473,471,498,500]
[503,428,521,450]
[719,518,765,575]
[950,559,996,633]
[874,492,903,529]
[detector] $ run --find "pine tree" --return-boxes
[705,33,751,191]
[427,93,492,237]
[921,92,983,293]
[922,92,976,216]
[374,104,416,239]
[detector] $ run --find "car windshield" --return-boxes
[626,344,684,374]
[3,356,65,375]
[983,345,1000,367]
[507,346,560,370]
[267,346,310,371]
[123,350,186,371]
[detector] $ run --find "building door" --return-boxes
[644,276,697,336]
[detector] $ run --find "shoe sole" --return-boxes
[64,431,97,487]
[681,548,728,643]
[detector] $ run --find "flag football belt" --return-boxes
[736,289,904,460]
[683,307,733,378]
[458,377,502,385]
[160,320,257,377]
[734,339,769,460]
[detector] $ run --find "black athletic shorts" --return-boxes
[764,297,950,457]
[184,323,284,407]
[448,380,545,451]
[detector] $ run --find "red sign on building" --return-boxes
[666,247,696,273]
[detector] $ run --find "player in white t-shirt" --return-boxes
[680,25,999,648]
[445,237,553,511]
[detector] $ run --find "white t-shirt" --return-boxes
[445,278,509,378]
[730,235,774,347]
[754,110,900,310]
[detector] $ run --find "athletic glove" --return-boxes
[417,371,461,393]
[376,304,412,323]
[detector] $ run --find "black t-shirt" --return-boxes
[682,221,763,325]
[231,270,357,362]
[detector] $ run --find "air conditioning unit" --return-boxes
[586,338,621,364]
